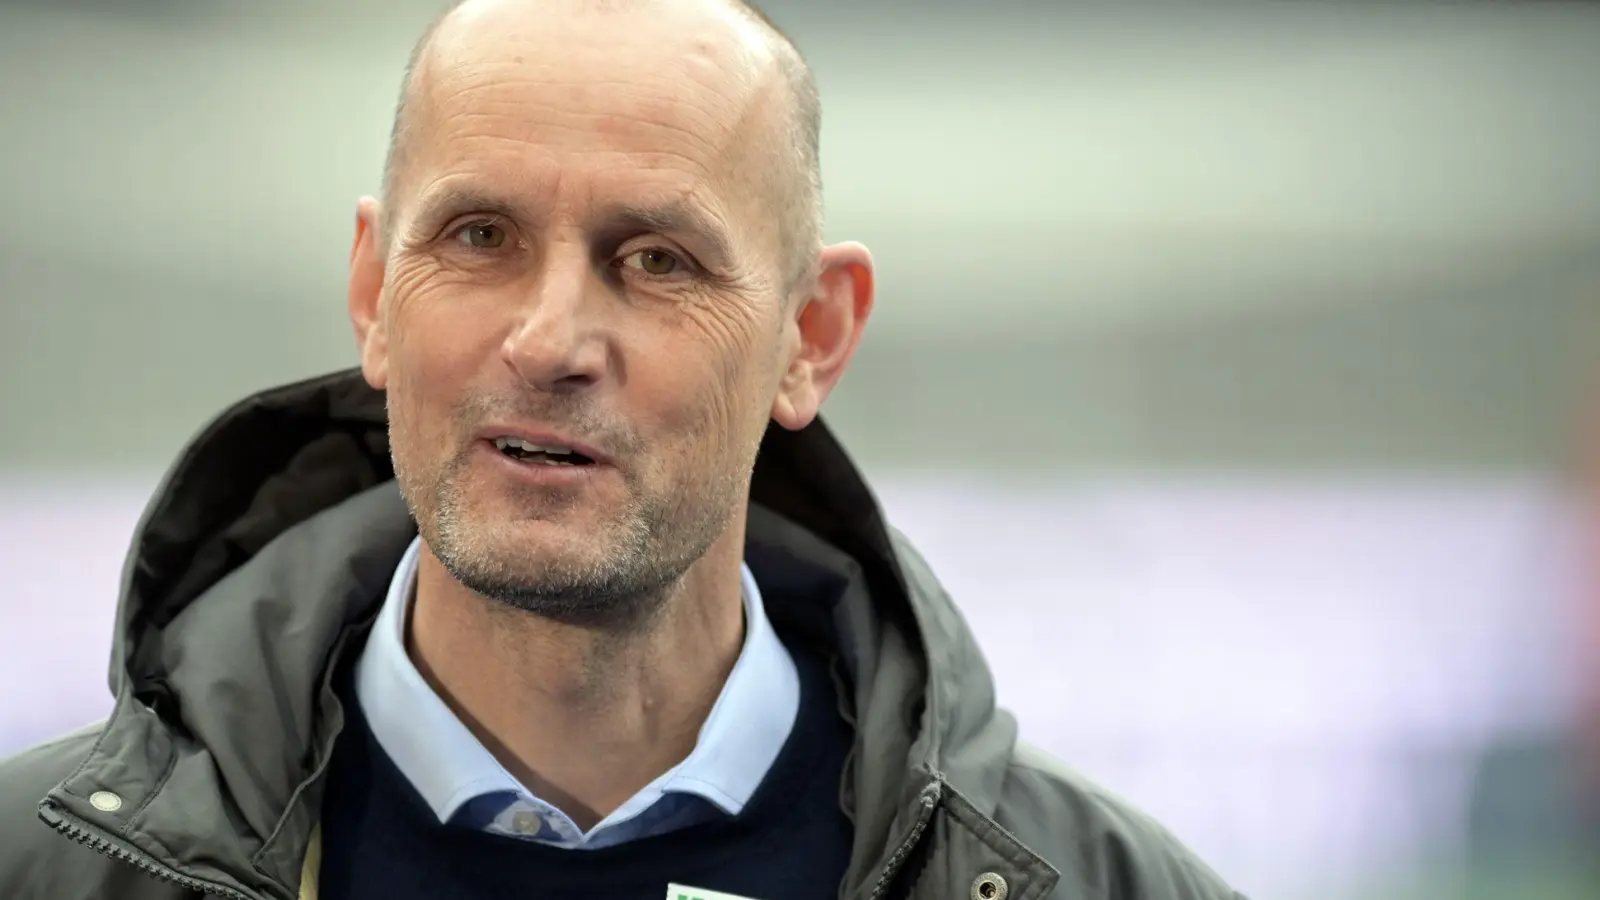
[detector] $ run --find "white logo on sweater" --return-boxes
[667,883,764,900]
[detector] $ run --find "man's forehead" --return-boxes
[387,0,791,262]
[408,0,777,170]
[402,89,747,229]
[423,0,773,102]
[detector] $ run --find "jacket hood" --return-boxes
[54,369,1019,900]
[113,368,911,697]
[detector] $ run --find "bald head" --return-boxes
[379,0,822,286]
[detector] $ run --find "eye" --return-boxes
[454,221,508,250]
[620,248,682,277]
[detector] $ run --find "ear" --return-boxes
[348,196,389,390]
[771,241,874,431]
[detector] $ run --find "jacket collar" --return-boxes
[41,369,1035,900]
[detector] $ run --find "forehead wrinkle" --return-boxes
[415,69,741,190]
[392,145,547,232]
[439,45,742,138]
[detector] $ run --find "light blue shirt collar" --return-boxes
[353,537,800,848]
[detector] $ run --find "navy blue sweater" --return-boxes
[317,638,855,900]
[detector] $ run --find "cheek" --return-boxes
[384,362,446,477]
[387,264,504,360]
[381,264,512,450]
[679,295,771,398]
[636,307,775,467]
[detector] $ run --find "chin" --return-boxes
[440,526,602,584]
[436,524,671,630]
[478,515,599,560]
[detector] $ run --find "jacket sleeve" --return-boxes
[998,741,1246,900]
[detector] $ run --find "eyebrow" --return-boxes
[406,186,738,270]
[408,187,527,234]
[597,201,737,271]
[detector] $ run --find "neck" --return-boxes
[407,523,749,831]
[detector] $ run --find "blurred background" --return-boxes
[2,0,1598,897]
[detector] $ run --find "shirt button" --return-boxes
[511,810,542,835]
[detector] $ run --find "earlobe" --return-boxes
[770,392,798,430]
[348,197,389,389]
[770,359,819,431]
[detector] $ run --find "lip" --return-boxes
[472,426,613,467]
[474,440,608,487]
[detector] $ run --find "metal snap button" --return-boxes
[511,809,542,835]
[89,791,123,813]
[971,872,1008,900]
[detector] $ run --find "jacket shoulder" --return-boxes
[0,723,189,900]
[0,720,102,826]
[996,740,1245,900]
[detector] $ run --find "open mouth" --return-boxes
[492,437,596,467]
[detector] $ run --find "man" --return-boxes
[0,0,1240,898]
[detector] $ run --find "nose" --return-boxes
[501,245,609,393]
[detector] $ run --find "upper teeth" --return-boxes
[494,437,573,455]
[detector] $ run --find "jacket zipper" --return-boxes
[41,803,260,900]
[867,779,942,900]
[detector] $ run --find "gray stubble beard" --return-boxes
[395,435,745,635]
